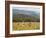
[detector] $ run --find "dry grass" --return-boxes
[13,22,40,31]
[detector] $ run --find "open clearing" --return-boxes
[13,22,40,31]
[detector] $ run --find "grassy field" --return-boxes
[13,22,40,31]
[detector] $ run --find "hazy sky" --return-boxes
[13,7,40,13]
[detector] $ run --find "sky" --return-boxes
[12,5,40,16]
[13,7,40,13]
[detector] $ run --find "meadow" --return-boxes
[13,22,40,31]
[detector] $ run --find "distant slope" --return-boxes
[13,9,40,22]
[13,9,40,16]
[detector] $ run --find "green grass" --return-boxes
[13,22,40,31]
[13,18,40,22]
